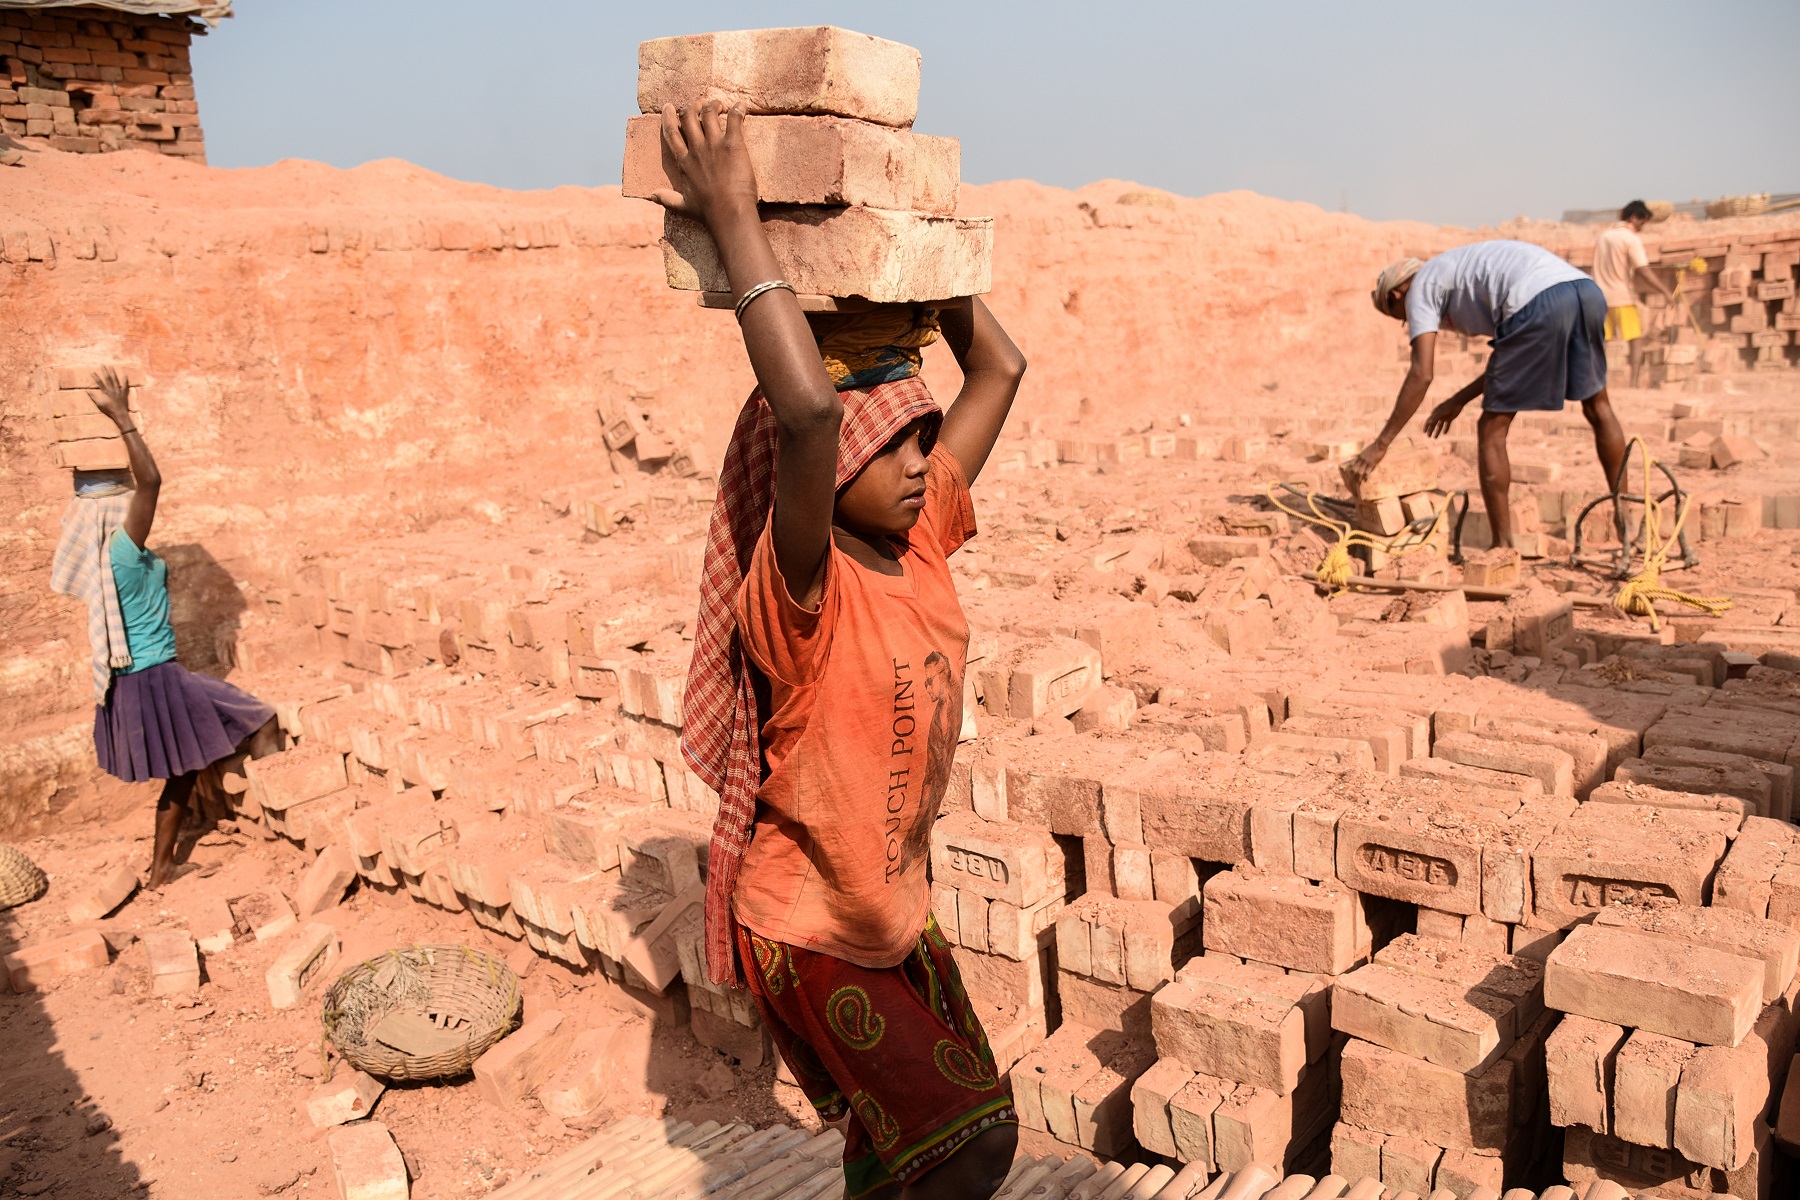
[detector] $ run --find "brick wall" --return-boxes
[0,4,204,160]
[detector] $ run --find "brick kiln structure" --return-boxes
[0,1,221,160]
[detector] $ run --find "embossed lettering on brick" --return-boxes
[1046,666,1093,705]
[1357,843,1456,888]
[945,844,1011,886]
[1564,876,1676,910]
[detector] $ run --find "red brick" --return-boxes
[472,1010,574,1108]
[539,1022,649,1119]
[1545,922,1762,1047]
[1131,1055,1196,1158]
[1590,902,1799,1005]
[305,1065,385,1129]
[1149,956,1325,1094]
[328,1121,407,1200]
[930,810,1066,907]
[65,862,138,921]
[1201,867,1362,975]
[637,26,920,127]
[293,844,357,917]
[1332,961,1513,1072]
[143,929,198,995]
[1530,803,1733,926]
[265,922,338,1009]
[671,203,992,305]
[623,112,955,214]
[1335,795,1502,915]
[4,929,110,991]
[1674,1038,1769,1170]
[1611,1030,1695,1150]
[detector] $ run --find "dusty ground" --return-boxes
[0,818,808,1198]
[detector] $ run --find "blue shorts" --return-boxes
[1484,278,1608,414]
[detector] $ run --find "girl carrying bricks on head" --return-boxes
[50,367,276,890]
[664,101,1027,1199]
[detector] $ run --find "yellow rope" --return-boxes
[1610,436,1733,631]
[1264,482,1450,591]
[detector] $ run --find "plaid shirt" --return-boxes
[49,495,133,704]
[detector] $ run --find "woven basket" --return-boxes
[1705,193,1769,220]
[1645,200,1675,223]
[0,844,48,910]
[321,944,521,1081]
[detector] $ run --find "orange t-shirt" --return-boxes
[733,445,976,968]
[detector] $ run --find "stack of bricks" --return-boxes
[1542,904,1800,1198]
[623,25,991,304]
[0,4,207,159]
[1339,445,1453,581]
[1564,227,1800,384]
[39,365,145,471]
[197,435,1800,1195]
[1328,934,1554,1197]
[1125,883,1341,1178]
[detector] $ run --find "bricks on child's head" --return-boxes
[638,27,921,128]
[662,206,992,304]
[623,113,958,215]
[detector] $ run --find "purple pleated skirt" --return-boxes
[93,661,275,783]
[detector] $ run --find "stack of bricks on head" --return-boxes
[623,25,991,306]
[39,365,146,472]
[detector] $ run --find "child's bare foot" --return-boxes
[147,861,199,891]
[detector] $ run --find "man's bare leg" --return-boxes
[1476,411,1517,549]
[1581,389,1627,494]
[150,771,198,888]
[1626,338,1644,389]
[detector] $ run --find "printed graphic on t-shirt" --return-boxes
[883,650,958,884]
[884,650,958,883]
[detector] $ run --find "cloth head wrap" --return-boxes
[1371,258,1424,316]
[682,367,943,986]
[49,493,134,703]
[810,305,940,391]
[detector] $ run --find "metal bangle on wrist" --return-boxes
[734,279,795,323]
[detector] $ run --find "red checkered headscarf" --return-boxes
[682,376,942,985]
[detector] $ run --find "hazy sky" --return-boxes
[193,1,1798,228]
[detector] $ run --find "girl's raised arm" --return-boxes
[935,297,1025,485]
[654,101,842,608]
[89,366,161,547]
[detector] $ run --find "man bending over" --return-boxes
[1346,240,1627,550]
